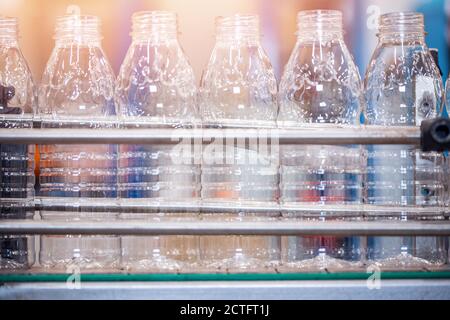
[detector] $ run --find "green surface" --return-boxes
[2,271,450,282]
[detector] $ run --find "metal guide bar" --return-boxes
[33,199,448,216]
[0,126,420,145]
[2,280,450,300]
[1,220,449,236]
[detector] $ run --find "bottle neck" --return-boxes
[0,17,19,46]
[215,14,260,44]
[131,11,178,43]
[378,33,425,45]
[378,12,425,45]
[54,15,102,47]
[296,10,344,42]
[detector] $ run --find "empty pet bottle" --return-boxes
[38,13,119,269]
[0,16,35,269]
[115,11,200,270]
[278,10,364,269]
[364,12,446,267]
[200,14,279,269]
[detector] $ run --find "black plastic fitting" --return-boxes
[0,84,20,115]
[0,85,15,105]
[421,117,450,152]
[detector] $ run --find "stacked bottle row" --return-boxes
[0,10,448,271]
[0,16,35,269]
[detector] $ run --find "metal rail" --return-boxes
[0,126,420,145]
[1,220,449,236]
[34,199,447,216]
[2,280,450,300]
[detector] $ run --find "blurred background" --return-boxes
[1,0,449,84]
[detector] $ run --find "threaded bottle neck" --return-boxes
[54,15,102,46]
[131,11,178,42]
[296,10,344,41]
[215,14,260,43]
[0,16,19,45]
[378,12,425,43]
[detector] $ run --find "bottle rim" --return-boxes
[296,9,344,36]
[215,14,259,26]
[297,9,342,19]
[0,16,19,40]
[54,14,102,41]
[215,14,260,40]
[378,11,425,36]
[0,16,18,26]
[132,10,177,21]
[131,10,179,39]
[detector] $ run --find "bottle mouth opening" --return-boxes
[0,16,18,39]
[215,14,260,39]
[297,9,343,33]
[132,10,177,22]
[297,9,342,19]
[0,16,18,27]
[131,11,178,38]
[216,14,259,27]
[54,14,102,41]
[378,11,424,35]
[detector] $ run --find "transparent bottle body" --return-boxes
[200,42,278,128]
[38,40,120,269]
[200,16,279,269]
[278,24,364,269]
[279,145,365,267]
[115,25,200,270]
[0,31,36,269]
[446,78,450,220]
[365,40,446,266]
[446,77,450,118]
[200,145,280,269]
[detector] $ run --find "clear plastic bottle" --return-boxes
[115,11,200,271]
[0,16,35,269]
[446,76,449,266]
[278,10,364,269]
[364,12,446,267]
[199,14,279,269]
[38,14,119,269]
[442,75,450,212]
[446,76,450,116]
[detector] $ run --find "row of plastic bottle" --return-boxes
[0,9,448,271]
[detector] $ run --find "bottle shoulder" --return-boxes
[117,43,196,83]
[277,40,362,125]
[364,44,444,125]
[0,46,35,115]
[38,45,116,117]
[201,44,277,89]
[365,44,441,82]
[279,40,361,91]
